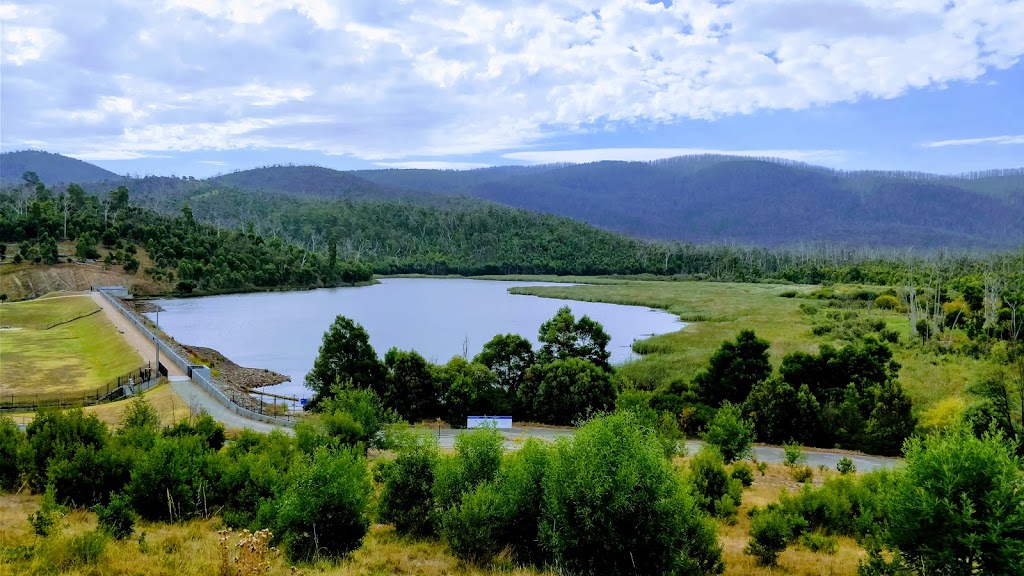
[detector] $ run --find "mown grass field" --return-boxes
[0,294,143,396]
[0,460,862,576]
[510,279,987,419]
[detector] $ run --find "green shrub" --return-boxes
[163,413,225,451]
[874,295,899,310]
[837,457,856,475]
[276,446,372,561]
[47,443,132,507]
[377,432,440,537]
[441,482,505,564]
[731,462,754,487]
[28,486,64,537]
[756,460,768,476]
[541,412,723,576]
[689,447,742,518]
[94,492,136,540]
[25,408,109,493]
[745,509,800,566]
[800,531,838,554]
[433,427,504,516]
[126,435,224,522]
[0,416,28,491]
[702,403,753,463]
[783,442,807,467]
[883,425,1024,575]
[490,439,550,564]
[220,430,298,529]
[295,410,363,454]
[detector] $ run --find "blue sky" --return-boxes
[1,0,1022,178]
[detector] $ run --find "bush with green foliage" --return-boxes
[689,447,743,520]
[276,446,372,561]
[434,427,504,517]
[47,443,131,507]
[528,357,616,425]
[783,442,807,467]
[694,330,772,407]
[219,430,298,529]
[837,457,856,475]
[883,425,1024,575]
[162,413,226,451]
[0,416,28,491]
[744,509,801,566]
[702,402,754,463]
[94,492,136,540]
[29,486,65,537]
[731,462,754,487]
[541,412,723,576]
[376,432,440,537]
[126,434,224,522]
[25,408,109,493]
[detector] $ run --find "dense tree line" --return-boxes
[124,182,1024,285]
[643,330,916,456]
[305,306,618,426]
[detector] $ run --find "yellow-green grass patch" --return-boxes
[5,382,189,429]
[0,295,143,396]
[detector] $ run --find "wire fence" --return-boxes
[0,363,154,411]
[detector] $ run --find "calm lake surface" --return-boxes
[147,278,684,401]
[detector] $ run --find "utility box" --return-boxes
[467,416,513,429]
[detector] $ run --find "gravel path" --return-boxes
[435,427,901,471]
[91,292,186,377]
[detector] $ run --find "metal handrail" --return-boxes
[97,288,296,427]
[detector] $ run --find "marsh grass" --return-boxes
[510,279,990,412]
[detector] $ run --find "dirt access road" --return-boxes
[435,427,901,471]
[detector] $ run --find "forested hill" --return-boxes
[0,150,120,184]
[5,151,1024,249]
[353,157,1024,250]
[205,165,449,205]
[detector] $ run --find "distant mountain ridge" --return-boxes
[0,150,120,184]
[3,150,1022,250]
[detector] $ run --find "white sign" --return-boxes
[467,416,513,429]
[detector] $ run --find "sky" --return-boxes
[1,0,1023,178]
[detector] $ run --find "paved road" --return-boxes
[433,427,901,471]
[167,376,292,435]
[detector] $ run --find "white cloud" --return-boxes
[373,161,491,170]
[1,0,1022,161]
[503,148,847,165]
[924,134,1024,148]
[198,160,228,165]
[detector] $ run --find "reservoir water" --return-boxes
[147,278,683,401]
